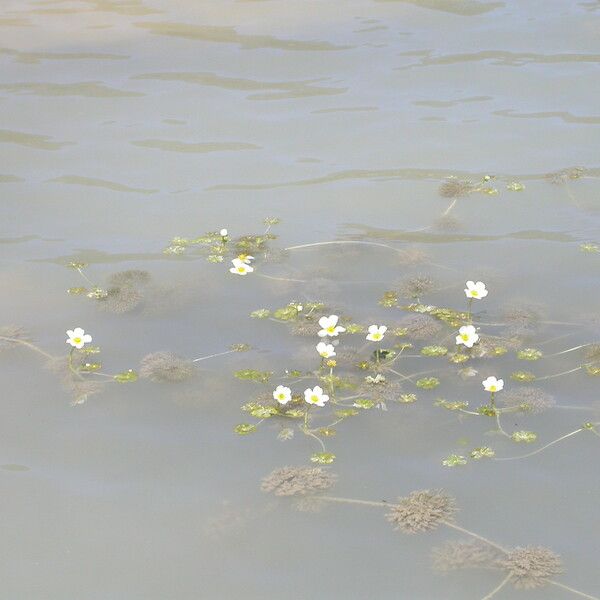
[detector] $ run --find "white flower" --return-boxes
[464,280,488,299]
[366,325,387,342]
[220,228,228,237]
[229,258,254,275]
[296,305,303,312]
[66,327,92,350]
[273,385,292,405]
[238,254,254,264]
[456,325,479,348]
[318,315,346,337]
[316,342,336,358]
[304,385,329,407]
[482,376,504,393]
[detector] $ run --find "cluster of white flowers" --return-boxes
[229,254,254,275]
[455,281,488,348]
[272,384,329,407]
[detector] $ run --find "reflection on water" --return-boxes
[1,0,600,598]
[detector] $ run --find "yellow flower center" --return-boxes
[461,334,469,341]
[470,290,479,297]
[73,337,81,344]
[237,267,245,273]
[373,333,381,340]
[489,385,496,392]
[311,395,319,403]
[278,394,285,400]
[327,326,335,333]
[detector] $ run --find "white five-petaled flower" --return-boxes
[273,385,292,405]
[220,228,228,237]
[482,376,504,393]
[66,327,92,350]
[366,325,387,342]
[456,325,479,348]
[318,315,346,338]
[464,280,488,299]
[229,258,254,275]
[316,342,336,358]
[304,386,329,407]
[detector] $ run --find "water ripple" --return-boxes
[134,21,353,51]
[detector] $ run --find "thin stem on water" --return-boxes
[0,336,53,360]
[493,426,590,461]
[192,349,236,363]
[480,573,513,600]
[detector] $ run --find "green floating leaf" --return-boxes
[114,369,138,383]
[436,398,468,411]
[421,345,448,357]
[82,346,101,355]
[234,369,272,384]
[310,452,336,464]
[250,407,278,419]
[379,291,398,308]
[250,309,271,319]
[470,447,495,459]
[231,343,250,352]
[334,409,360,418]
[67,261,87,270]
[264,217,281,226]
[517,348,543,361]
[318,427,337,437]
[442,454,467,467]
[234,423,257,435]
[86,287,108,299]
[511,370,536,382]
[449,353,470,364]
[511,430,537,443]
[506,181,525,192]
[80,362,101,372]
[490,346,508,357]
[163,245,186,255]
[392,327,408,337]
[398,394,417,404]
[67,287,87,295]
[585,364,600,376]
[345,323,364,334]
[273,305,301,321]
[477,405,497,417]
[416,377,440,390]
[277,427,294,441]
[353,399,376,409]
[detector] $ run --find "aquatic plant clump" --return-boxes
[385,490,457,533]
[501,387,555,413]
[501,546,563,589]
[139,351,195,382]
[0,325,29,351]
[397,314,443,340]
[439,178,474,198]
[260,466,336,497]
[431,539,502,573]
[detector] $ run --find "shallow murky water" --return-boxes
[2,1,600,598]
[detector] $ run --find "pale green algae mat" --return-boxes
[1,0,600,598]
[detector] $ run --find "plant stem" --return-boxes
[192,349,236,363]
[0,336,53,359]
[549,580,600,600]
[493,426,592,461]
[480,573,513,600]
